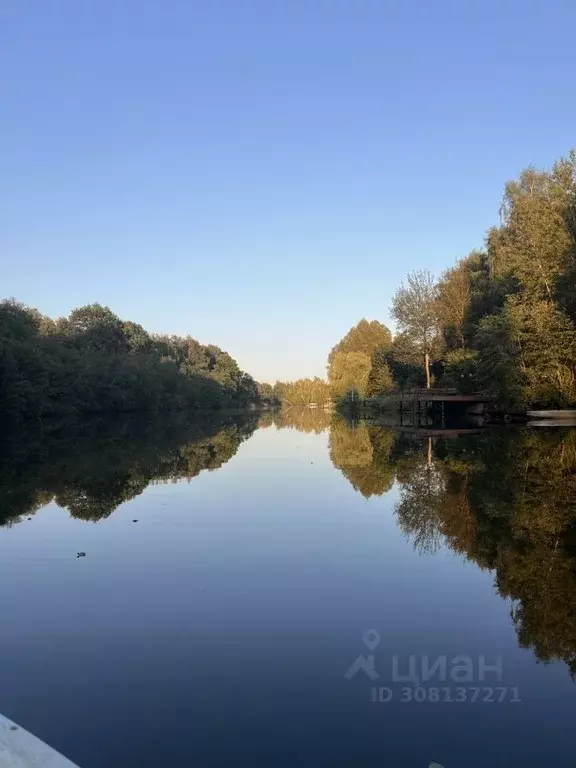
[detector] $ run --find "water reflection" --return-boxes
[258,406,333,433]
[0,413,258,526]
[329,421,396,498]
[4,407,576,683]
[324,416,576,679]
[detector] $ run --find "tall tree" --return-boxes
[391,270,441,389]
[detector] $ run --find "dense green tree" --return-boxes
[327,319,393,401]
[68,304,129,354]
[327,319,392,365]
[468,313,523,406]
[0,299,259,420]
[435,258,471,350]
[328,351,371,398]
[427,148,576,408]
[505,298,576,406]
[436,259,471,349]
[365,348,394,396]
[384,333,426,391]
[490,157,575,302]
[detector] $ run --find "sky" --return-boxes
[3,0,576,382]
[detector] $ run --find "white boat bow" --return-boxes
[0,714,79,768]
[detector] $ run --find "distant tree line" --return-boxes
[257,378,331,407]
[0,300,260,420]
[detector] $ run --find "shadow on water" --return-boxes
[0,412,259,527]
[269,409,576,679]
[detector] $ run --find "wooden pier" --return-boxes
[400,387,491,405]
[398,387,492,426]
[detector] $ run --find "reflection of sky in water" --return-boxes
[0,425,574,767]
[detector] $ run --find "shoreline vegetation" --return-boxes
[0,301,262,422]
[265,149,576,414]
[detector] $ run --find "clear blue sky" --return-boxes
[3,0,575,381]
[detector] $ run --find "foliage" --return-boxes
[257,382,281,407]
[442,349,479,394]
[365,348,394,396]
[471,313,524,406]
[0,300,259,419]
[327,319,393,401]
[385,333,427,391]
[279,377,331,406]
[327,319,392,365]
[328,351,372,398]
[491,157,576,302]
[391,270,442,389]
[435,258,471,350]
[387,148,576,407]
[505,298,576,407]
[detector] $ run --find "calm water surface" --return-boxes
[1,411,575,767]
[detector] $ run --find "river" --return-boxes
[0,411,575,767]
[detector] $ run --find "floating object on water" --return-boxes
[76,552,86,558]
[0,712,80,766]
[528,419,576,427]
[527,409,576,420]
[132,519,138,523]
[527,409,576,427]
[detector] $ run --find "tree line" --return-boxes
[435,150,576,407]
[0,300,260,420]
[258,378,332,407]
[272,148,576,409]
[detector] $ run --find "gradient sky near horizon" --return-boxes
[3,0,576,381]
